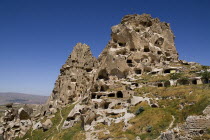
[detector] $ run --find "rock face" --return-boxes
[57,14,180,139]
[47,14,179,110]
[0,104,44,140]
[98,14,178,77]
[47,43,98,108]
[42,119,53,131]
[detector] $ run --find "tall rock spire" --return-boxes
[47,43,98,107]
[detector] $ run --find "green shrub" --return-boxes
[178,77,189,85]
[200,70,210,80]
[202,65,209,70]
[170,73,182,80]
[146,126,152,133]
[135,107,145,115]
[207,128,210,134]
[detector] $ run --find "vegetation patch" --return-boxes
[128,108,172,140]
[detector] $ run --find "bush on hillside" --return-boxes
[146,126,152,133]
[178,77,190,85]
[200,70,210,80]
[135,106,145,115]
[170,73,182,80]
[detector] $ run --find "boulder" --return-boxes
[84,111,96,125]
[42,119,53,131]
[19,120,32,138]
[33,122,42,130]
[18,108,30,120]
[49,108,57,114]
[161,130,175,140]
[203,105,210,116]
[130,96,150,106]
[135,136,141,140]
[3,109,18,122]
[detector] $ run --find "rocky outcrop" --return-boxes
[184,105,210,136]
[0,104,45,140]
[161,105,210,139]
[98,14,178,79]
[42,119,53,131]
[47,43,98,108]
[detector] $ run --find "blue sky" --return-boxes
[0,0,210,95]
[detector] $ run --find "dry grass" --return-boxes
[127,108,172,139]
[135,74,170,83]
[135,84,210,124]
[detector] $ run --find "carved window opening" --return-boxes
[104,102,111,109]
[71,78,76,82]
[68,86,71,90]
[118,42,126,47]
[108,93,115,97]
[135,28,140,32]
[155,37,164,47]
[144,46,150,52]
[95,104,98,109]
[127,60,132,63]
[164,69,176,74]
[117,91,123,98]
[130,48,137,52]
[97,95,103,99]
[86,68,93,72]
[98,69,109,80]
[157,51,162,55]
[166,58,172,61]
[132,83,138,87]
[127,60,133,67]
[157,83,163,87]
[91,93,96,99]
[135,69,142,74]
[192,79,197,85]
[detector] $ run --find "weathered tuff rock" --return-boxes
[42,119,53,131]
[0,104,44,140]
[47,43,98,108]
[47,14,179,110]
[98,14,178,78]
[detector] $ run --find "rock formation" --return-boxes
[98,14,178,76]
[0,14,210,140]
[47,43,98,108]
